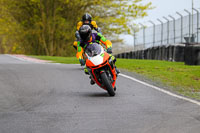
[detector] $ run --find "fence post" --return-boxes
[163,16,169,44]
[157,19,163,45]
[169,15,176,44]
[184,9,191,38]
[193,8,199,43]
[149,20,155,47]
[139,23,145,49]
[176,12,183,43]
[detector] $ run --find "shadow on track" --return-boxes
[81,92,111,97]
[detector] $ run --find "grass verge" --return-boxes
[31,55,200,100]
[116,59,200,100]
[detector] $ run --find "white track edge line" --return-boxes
[119,73,200,106]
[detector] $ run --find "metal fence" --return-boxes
[133,8,200,51]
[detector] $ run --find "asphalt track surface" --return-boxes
[0,54,200,133]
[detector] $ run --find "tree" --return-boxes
[0,0,23,54]
[0,0,152,56]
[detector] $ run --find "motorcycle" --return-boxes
[84,43,117,96]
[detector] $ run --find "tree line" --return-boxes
[0,0,152,56]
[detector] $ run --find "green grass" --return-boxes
[30,55,200,100]
[116,59,200,100]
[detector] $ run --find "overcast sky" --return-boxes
[123,0,200,45]
[136,0,200,24]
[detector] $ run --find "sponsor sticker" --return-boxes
[100,53,104,57]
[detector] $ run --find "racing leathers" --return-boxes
[75,32,120,78]
[76,32,111,60]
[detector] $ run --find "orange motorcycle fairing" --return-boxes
[86,52,117,90]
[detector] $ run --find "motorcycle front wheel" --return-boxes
[100,72,115,96]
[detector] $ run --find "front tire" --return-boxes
[100,72,115,96]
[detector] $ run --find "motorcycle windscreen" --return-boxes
[85,43,102,57]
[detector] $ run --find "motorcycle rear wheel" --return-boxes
[100,72,115,96]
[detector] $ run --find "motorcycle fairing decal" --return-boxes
[100,53,104,57]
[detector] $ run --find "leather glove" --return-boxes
[107,48,112,54]
[79,59,85,66]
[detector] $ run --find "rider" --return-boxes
[75,25,120,84]
[73,13,102,49]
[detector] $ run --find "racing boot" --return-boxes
[115,67,120,75]
[111,55,116,63]
[89,76,95,85]
[90,79,95,85]
[84,67,89,75]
